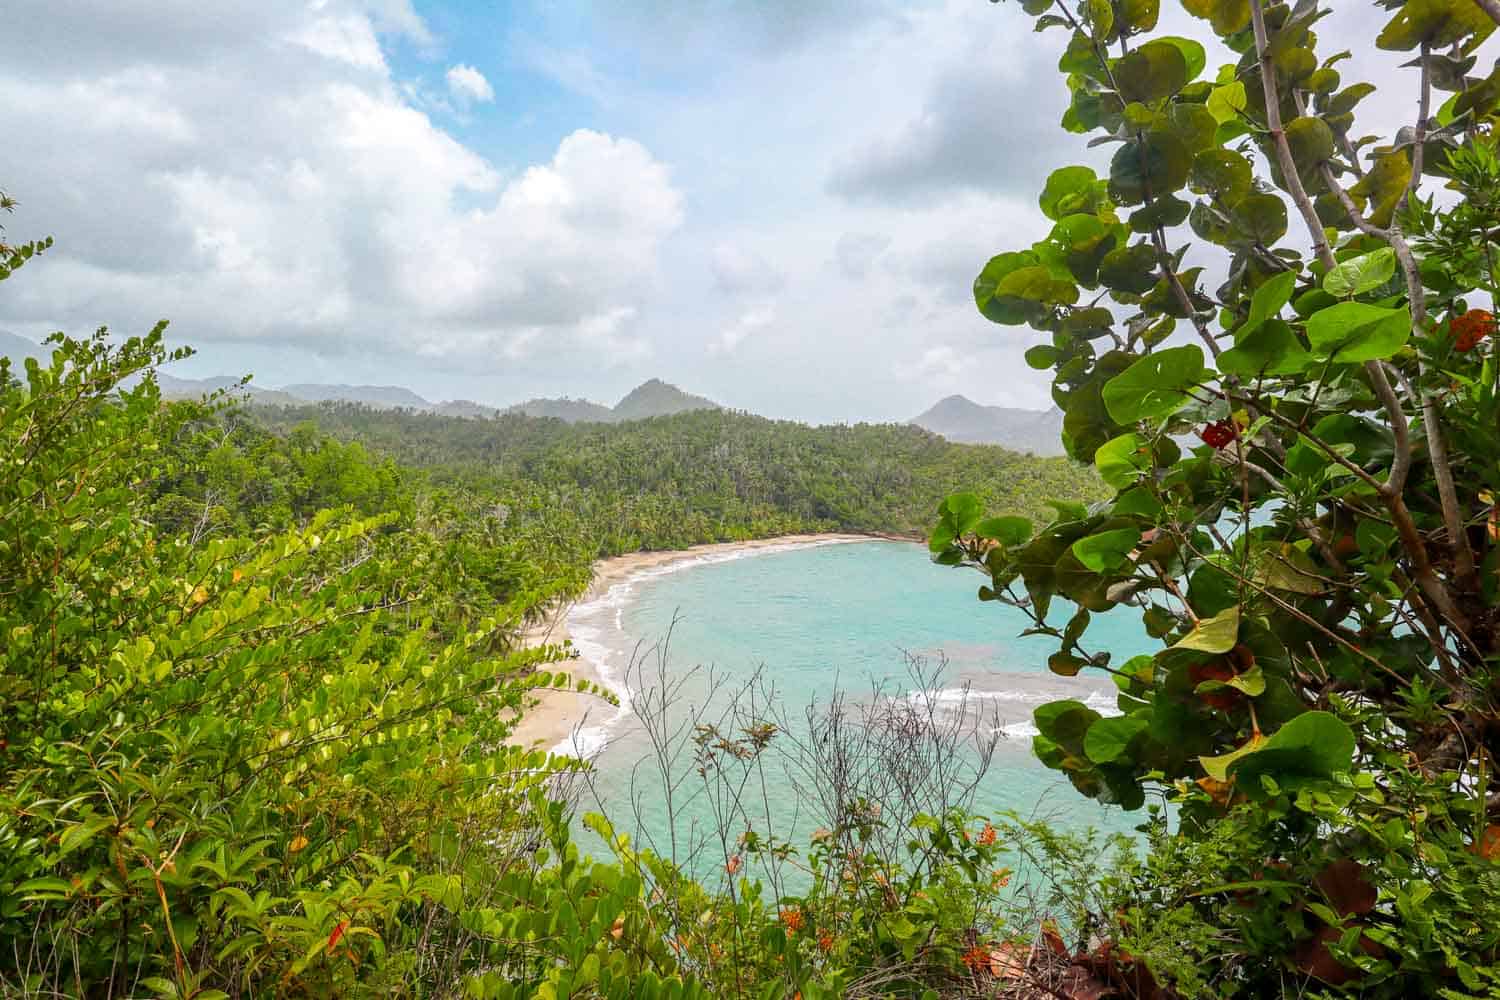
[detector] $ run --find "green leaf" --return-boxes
[1376,0,1493,51]
[1172,605,1240,654]
[1246,270,1298,330]
[1323,247,1396,298]
[977,516,1032,547]
[1039,166,1103,221]
[1230,193,1289,244]
[1284,117,1335,171]
[1101,345,1207,423]
[1218,319,1313,376]
[1306,302,1412,362]
[1181,0,1250,34]
[1094,432,1151,489]
[1205,80,1247,123]
[1201,711,1356,784]
[1113,40,1190,103]
[1190,149,1252,204]
[1119,0,1160,32]
[1109,131,1192,206]
[1098,243,1159,294]
[1025,344,1060,369]
[1084,714,1150,763]
[1071,527,1141,573]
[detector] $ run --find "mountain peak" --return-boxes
[612,379,719,421]
[910,395,1064,456]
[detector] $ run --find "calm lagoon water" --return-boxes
[563,539,1159,874]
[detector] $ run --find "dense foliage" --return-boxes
[935,0,1500,995]
[241,401,1101,552]
[0,199,1116,994]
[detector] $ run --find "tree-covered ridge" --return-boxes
[239,400,1105,549]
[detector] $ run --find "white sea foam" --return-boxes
[910,685,1121,742]
[548,537,867,757]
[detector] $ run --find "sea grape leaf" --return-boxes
[1323,247,1396,298]
[1172,605,1240,654]
[1190,148,1252,204]
[1094,432,1151,489]
[1230,193,1289,244]
[1181,0,1250,35]
[1109,131,1192,205]
[1040,166,1104,221]
[1084,713,1151,763]
[1285,117,1336,171]
[1204,710,1356,785]
[1218,319,1313,376]
[1071,527,1142,574]
[1114,40,1190,103]
[1376,0,1493,52]
[1101,345,1207,423]
[1206,80,1247,123]
[1306,302,1411,362]
[977,516,1033,547]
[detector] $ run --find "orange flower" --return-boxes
[818,930,834,953]
[961,943,990,973]
[1452,308,1495,352]
[991,867,1012,888]
[725,855,742,875]
[779,907,805,933]
[978,822,997,846]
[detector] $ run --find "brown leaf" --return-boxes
[988,940,1027,980]
[1473,824,1500,860]
[1041,919,1069,956]
[1056,965,1112,1000]
[1314,859,1376,916]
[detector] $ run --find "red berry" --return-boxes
[1198,420,1236,450]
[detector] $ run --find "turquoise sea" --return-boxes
[561,539,1160,878]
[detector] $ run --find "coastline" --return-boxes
[509,532,899,754]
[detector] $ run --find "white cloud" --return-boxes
[0,2,682,374]
[445,63,494,104]
[833,232,890,279]
[712,305,775,355]
[710,244,783,296]
[901,344,962,383]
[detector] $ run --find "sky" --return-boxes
[0,1,1466,422]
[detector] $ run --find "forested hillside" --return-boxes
[238,401,1102,550]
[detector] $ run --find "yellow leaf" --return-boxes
[289,835,309,853]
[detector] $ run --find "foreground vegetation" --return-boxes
[934,0,1500,994]
[9,0,1500,995]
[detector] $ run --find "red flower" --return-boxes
[1198,420,1236,450]
[1451,308,1495,352]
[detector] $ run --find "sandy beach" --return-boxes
[508,532,885,753]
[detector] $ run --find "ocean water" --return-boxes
[561,539,1160,878]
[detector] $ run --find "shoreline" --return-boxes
[509,532,906,754]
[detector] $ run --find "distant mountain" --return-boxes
[910,395,1065,456]
[612,378,719,421]
[157,374,302,406]
[280,383,430,410]
[0,330,47,365]
[431,399,501,419]
[503,396,616,422]
[504,379,720,424]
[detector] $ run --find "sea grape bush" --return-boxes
[935,0,1500,993]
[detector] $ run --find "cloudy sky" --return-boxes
[0,1,1456,421]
